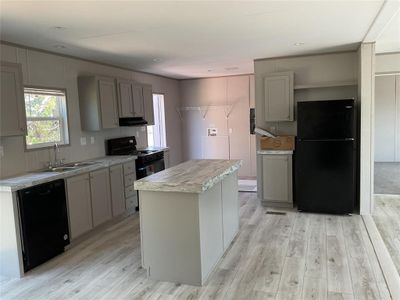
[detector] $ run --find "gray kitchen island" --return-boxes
[134,159,242,286]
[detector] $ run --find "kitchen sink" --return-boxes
[40,161,99,173]
[42,166,78,172]
[69,161,98,167]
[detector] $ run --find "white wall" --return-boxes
[0,44,182,179]
[180,75,256,178]
[376,52,400,74]
[254,52,359,135]
[375,75,400,162]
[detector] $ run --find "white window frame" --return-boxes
[147,93,166,148]
[24,87,70,150]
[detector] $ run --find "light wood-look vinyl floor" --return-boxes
[373,194,400,275]
[0,193,391,300]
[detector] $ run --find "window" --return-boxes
[24,87,69,149]
[147,94,166,147]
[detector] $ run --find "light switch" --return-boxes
[90,136,95,144]
[80,137,87,146]
[229,128,233,134]
[136,130,139,137]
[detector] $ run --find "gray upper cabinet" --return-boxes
[110,164,126,217]
[117,80,154,124]
[0,61,27,137]
[117,79,134,118]
[78,76,119,131]
[143,84,154,125]
[262,154,293,206]
[66,173,93,240]
[263,71,294,122]
[132,83,145,118]
[90,168,112,227]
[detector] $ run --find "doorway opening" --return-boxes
[373,74,400,274]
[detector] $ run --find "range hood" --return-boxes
[119,117,148,126]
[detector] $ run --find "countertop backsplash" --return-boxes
[0,127,147,180]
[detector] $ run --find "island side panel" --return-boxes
[198,182,224,284]
[221,171,239,250]
[139,190,203,286]
[0,191,24,278]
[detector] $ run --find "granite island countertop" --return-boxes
[257,150,293,155]
[137,146,169,152]
[0,155,137,193]
[134,159,242,193]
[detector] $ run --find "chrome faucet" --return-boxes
[46,143,63,169]
[53,143,61,167]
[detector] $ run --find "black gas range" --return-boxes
[106,136,165,210]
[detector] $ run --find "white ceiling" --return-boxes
[376,8,400,53]
[0,1,385,79]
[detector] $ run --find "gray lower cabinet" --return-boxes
[0,61,27,137]
[78,76,119,130]
[261,154,293,207]
[263,71,294,121]
[90,168,112,227]
[66,164,132,240]
[110,164,126,217]
[66,173,93,240]
[123,161,138,210]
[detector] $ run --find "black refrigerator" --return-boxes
[295,99,356,214]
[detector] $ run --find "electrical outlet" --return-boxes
[90,136,95,144]
[141,127,146,132]
[80,137,87,146]
[0,146,4,157]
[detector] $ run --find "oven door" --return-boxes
[136,158,165,179]
[135,158,165,211]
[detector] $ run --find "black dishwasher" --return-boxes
[17,179,70,272]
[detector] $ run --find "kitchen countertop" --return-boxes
[0,155,137,193]
[257,150,294,155]
[134,159,242,193]
[138,146,169,152]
